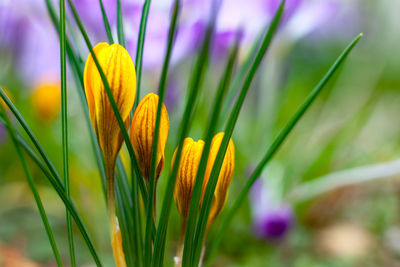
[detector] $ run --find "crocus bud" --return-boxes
[173,138,205,219]
[130,93,169,182]
[84,42,136,170]
[205,132,235,224]
[31,80,61,123]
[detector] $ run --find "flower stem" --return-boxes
[106,163,127,267]
[174,218,187,267]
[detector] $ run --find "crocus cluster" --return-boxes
[84,42,234,267]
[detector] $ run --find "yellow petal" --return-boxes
[83,43,136,163]
[173,138,205,219]
[130,93,169,182]
[205,132,235,223]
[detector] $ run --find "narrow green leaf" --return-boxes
[219,30,264,126]
[144,0,181,265]
[192,2,285,265]
[0,110,63,267]
[205,33,363,266]
[0,88,103,266]
[59,0,76,265]
[133,0,151,109]
[181,33,240,267]
[117,0,126,47]
[98,0,114,44]
[153,2,215,266]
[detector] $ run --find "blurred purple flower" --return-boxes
[285,0,340,40]
[0,1,29,55]
[250,178,293,241]
[123,0,205,69]
[71,0,117,40]
[0,0,60,84]
[120,0,343,69]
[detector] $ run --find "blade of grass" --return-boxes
[181,33,240,267]
[205,33,363,266]
[65,15,83,64]
[144,0,181,265]
[133,0,151,109]
[117,0,125,47]
[0,110,63,267]
[219,30,264,127]
[98,0,114,43]
[191,2,285,265]
[60,0,76,265]
[0,88,103,266]
[152,2,216,266]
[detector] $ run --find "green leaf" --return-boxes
[117,0,126,47]
[219,29,264,127]
[205,33,363,266]
[98,0,114,44]
[134,0,152,110]
[191,2,285,266]
[59,0,76,265]
[144,0,181,265]
[0,110,63,267]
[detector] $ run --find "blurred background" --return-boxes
[1,0,400,266]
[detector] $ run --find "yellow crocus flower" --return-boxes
[84,42,136,267]
[130,93,169,183]
[172,134,234,266]
[173,137,205,219]
[84,43,136,170]
[172,133,235,223]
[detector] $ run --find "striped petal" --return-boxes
[130,93,169,182]
[83,42,136,163]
